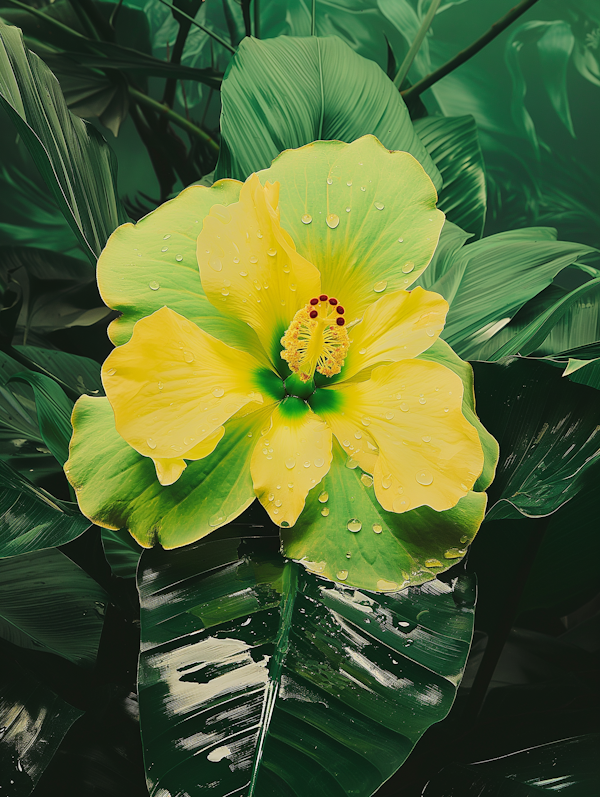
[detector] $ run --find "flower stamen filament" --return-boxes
[281,295,350,382]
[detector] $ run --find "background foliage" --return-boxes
[0,1,598,795]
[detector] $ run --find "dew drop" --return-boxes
[210,257,222,272]
[354,431,362,440]
[301,213,312,224]
[346,458,359,470]
[314,457,324,467]
[346,552,351,559]
[337,570,348,581]
[444,548,463,559]
[275,499,282,507]
[256,231,263,239]
[321,507,329,516]
[416,471,433,486]
[240,270,248,277]
[422,435,431,443]
[158,381,163,390]
[221,288,229,296]
[373,280,387,293]
[402,261,415,274]
[149,280,160,290]
[372,523,382,534]
[290,283,297,291]
[285,458,296,470]
[233,256,240,264]
[268,493,274,502]
[175,254,183,262]
[161,246,168,252]
[347,519,362,533]
[393,497,408,512]
[288,483,294,489]
[385,411,395,420]
[382,474,392,489]
[326,213,340,229]
[398,237,404,243]
[249,255,258,264]
[374,201,385,210]
[303,461,311,468]
[213,387,224,397]
[147,437,157,450]
[361,416,371,426]
[425,558,442,568]
[426,327,437,337]
[360,186,366,192]
[347,180,352,186]
[400,402,409,412]
[327,177,333,185]
[419,396,426,405]
[267,247,277,257]
[318,491,329,503]
[106,367,116,376]
[183,350,194,363]
[163,234,171,240]
[361,473,373,487]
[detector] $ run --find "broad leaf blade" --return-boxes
[0,21,127,261]
[138,533,475,797]
[215,35,440,190]
[0,459,87,557]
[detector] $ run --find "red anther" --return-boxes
[328,297,338,305]
[309,309,318,319]
[319,294,328,302]
[336,305,345,314]
[336,317,346,326]
[309,297,319,306]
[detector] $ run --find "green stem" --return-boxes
[403,0,542,101]
[311,0,316,36]
[65,0,101,41]
[128,86,219,153]
[394,0,441,89]
[155,0,236,54]
[253,0,260,38]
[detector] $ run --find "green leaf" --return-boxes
[0,546,107,665]
[538,20,576,138]
[101,528,142,579]
[215,35,441,190]
[0,21,127,261]
[0,350,47,464]
[0,654,83,796]
[13,345,102,397]
[472,358,600,520]
[9,372,73,466]
[0,459,87,557]
[414,115,487,238]
[424,735,599,796]
[138,533,475,797]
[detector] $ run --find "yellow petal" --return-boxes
[250,398,332,527]
[103,306,268,468]
[324,359,484,513]
[197,173,321,364]
[152,426,225,486]
[342,287,448,380]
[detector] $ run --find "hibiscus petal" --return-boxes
[102,306,273,472]
[152,427,225,486]
[260,135,445,324]
[250,398,332,528]
[197,173,321,366]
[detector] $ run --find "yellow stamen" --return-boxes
[281,297,350,382]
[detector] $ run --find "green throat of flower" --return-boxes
[280,294,350,383]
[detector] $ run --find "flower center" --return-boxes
[281,294,350,382]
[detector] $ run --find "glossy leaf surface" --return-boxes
[216,35,440,189]
[424,735,599,796]
[0,656,83,796]
[138,532,475,797]
[0,546,106,665]
[0,460,88,557]
[101,528,143,580]
[13,345,102,398]
[414,115,486,238]
[472,358,600,519]
[0,21,126,260]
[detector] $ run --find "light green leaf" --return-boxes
[414,115,487,238]
[215,35,441,190]
[0,546,107,666]
[0,459,87,557]
[0,21,127,261]
[138,533,475,797]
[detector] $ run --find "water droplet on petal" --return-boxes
[183,350,194,363]
[347,519,362,532]
[275,499,282,507]
[402,261,415,274]
[372,523,382,534]
[106,367,116,376]
[422,435,431,443]
[400,402,409,412]
[426,327,437,337]
[249,255,258,264]
[425,558,442,568]
[268,493,274,502]
[233,256,240,264]
[314,457,324,468]
[326,213,340,229]
[321,507,329,516]
[416,471,433,486]
[301,213,312,224]
[147,437,157,450]
[318,491,328,503]
[240,270,248,277]
[158,381,164,390]
[210,257,222,272]
[354,431,362,440]
[345,207,351,213]
[419,396,426,405]
[213,387,224,397]
[337,570,348,581]
[374,201,384,210]
[149,280,160,290]
[361,473,373,487]
[373,280,387,293]
[221,288,229,296]
[303,461,311,468]
[382,474,392,489]
[285,458,296,469]
[267,247,277,257]
[385,411,394,420]
[176,254,183,262]
[361,416,371,426]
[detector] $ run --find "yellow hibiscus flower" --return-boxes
[65,135,498,592]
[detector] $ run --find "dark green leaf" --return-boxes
[13,345,102,397]
[0,655,83,796]
[9,372,73,466]
[0,459,87,557]
[0,546,107,665]
[472,358,600,520]
[414,115,487,238]
[0,349,49,465]
[138,533,475,797]
[0,21,126,260]
[101,528,142,579]
[215,35,440,189]
[424,735,599,796]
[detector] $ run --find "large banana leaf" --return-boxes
[0,460,88,557]
[0,21,127,261]
[138,531,475,797]
[215,35,441,190]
